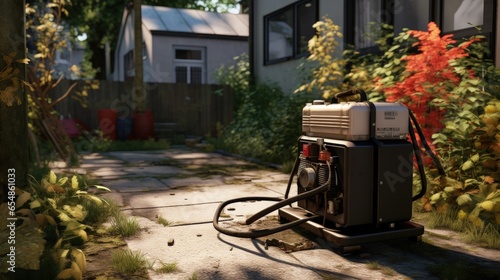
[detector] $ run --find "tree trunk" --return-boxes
[134,0,144,113]
[0,0,28,202]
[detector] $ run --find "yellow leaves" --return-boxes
[71,175,79,190]
[71,249,87,274]
[30,199,42,209]
[480,201,495,212]
[462,160,474,171]
[0,86,22,106]
[485,104,497,114]
[458,210,467,220]
[0,51,27,106]
[63,204,86,221]
[456,194,472,206]
[49,170,57,184]
[70,64,80,75]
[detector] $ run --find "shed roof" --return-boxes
[142,5,249,37]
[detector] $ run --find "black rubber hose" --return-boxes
[213,160,331,238]
[408,119,427,201]
[408,110,446,176]
[284,155,300,200]
[212,196,320,238]
[245,160,331,224]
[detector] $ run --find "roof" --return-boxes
[141,5,249,38]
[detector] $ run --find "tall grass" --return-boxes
[426,209,500,249]
[112,249,151,274]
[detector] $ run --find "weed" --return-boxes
[155,261,179,273]
[188,272,198,280]
[426,210,500,249]
[461,223,500,249]
[366,261,381,270]
[366,261,396,276]
[112,249,151,274]
[108,213,141,237]
[156,215,173,227]
[279,160,297,174]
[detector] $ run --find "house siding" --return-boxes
[150,36,247,84]
[252,0,500,93]
[252,0,345,94]
[112,6,248,84]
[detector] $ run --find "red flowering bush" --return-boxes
[381,22,478,145]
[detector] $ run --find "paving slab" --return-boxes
[159,176,225,188]
[99,177,168,192]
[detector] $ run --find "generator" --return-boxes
[213,91,441,249]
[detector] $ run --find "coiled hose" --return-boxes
[212,159,331,238]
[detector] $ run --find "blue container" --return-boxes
[116,117,132,141]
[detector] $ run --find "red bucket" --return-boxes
[98,109,117,140]
[132,110,154,140]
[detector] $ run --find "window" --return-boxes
[346,0,494,57]
[124,50,134,79]
[55,48,70,64]
[438,0,494,40]
[264,0,318,65]
[346,0,430,51]
[174,46,206,84]
[442,0,484,32]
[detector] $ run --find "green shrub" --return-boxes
[9,171,111,279]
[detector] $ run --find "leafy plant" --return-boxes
[379,22,479,146]
[294,17,345,99]
[0,51,29,106]
[25,0,98,163]
[21,170,110,279]
[215,53,250,113]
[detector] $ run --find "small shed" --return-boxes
[112,5,248,84]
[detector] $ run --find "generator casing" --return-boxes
[297,135,414,227]
[302,101,409,141]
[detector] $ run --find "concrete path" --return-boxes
[67,147,500,280]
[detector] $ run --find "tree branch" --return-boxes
[49,81,77,109]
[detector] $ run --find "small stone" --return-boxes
[227,207,236,211]
[196,234,202,237]
[168,238,175,246]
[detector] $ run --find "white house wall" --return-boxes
[151,35,247,84]
[253,0,345,94]
[113,10,153,82]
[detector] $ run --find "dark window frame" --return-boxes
[264,0,319,65]
[124,50,134,79]
[436,0,495,54]
[345,0,496,58]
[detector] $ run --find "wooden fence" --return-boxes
[53,80,233,139]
